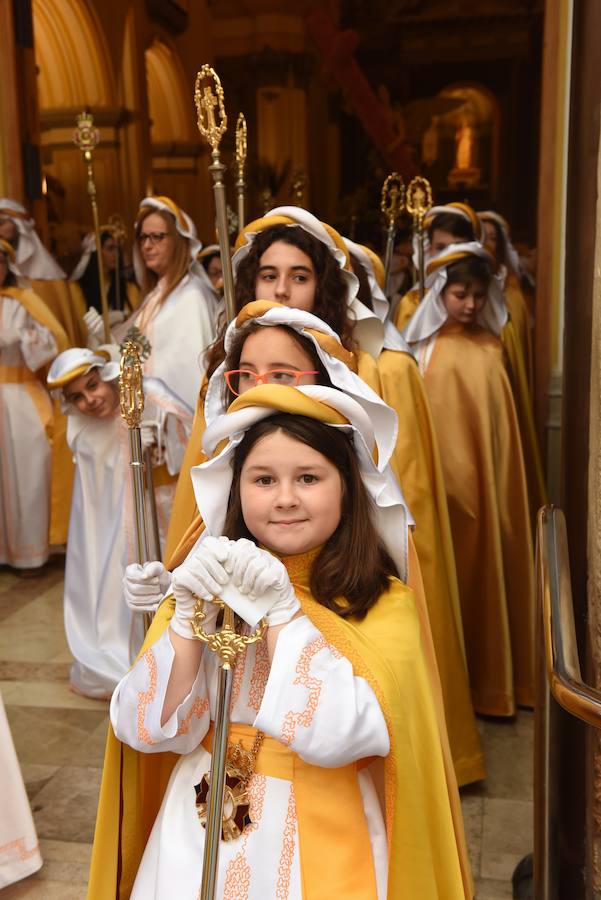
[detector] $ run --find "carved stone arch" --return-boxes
[145,38,194,144]
[32,0,115,108]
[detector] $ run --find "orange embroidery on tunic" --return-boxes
[280,636,341,746]
[248,639,270,711]
[0,837,40,861]
[222,774,267,900]
[275,784,297,899]
[176,696,209,735]
[137,649,157,745]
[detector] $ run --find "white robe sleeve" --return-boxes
[110,629,210,755]
[254,615,390,767]
[19,316,57,371]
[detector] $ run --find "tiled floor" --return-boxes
[0,558,533,898]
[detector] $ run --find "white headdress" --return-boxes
[402,242,507,344]
[232,206,385,358]
[205,301,399,471]
[133,196,202,286]
[0,198,66,280]
[193,384,410,580]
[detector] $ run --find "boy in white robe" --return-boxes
[47,348,193,698]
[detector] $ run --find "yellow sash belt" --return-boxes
[0,364,37,383]
[202,722,379,899]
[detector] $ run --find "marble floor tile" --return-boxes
[20,763,60,801]
[6,705,108,766]
[0,585,71,663]
[0,680,108,711]
[480,797,533,882]
[0,877,86,899]
[0,661,72,683]
[38,839,92,865]
[30,765,103,843]
[474,876,514,899]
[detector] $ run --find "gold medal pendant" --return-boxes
[194,735,264,842]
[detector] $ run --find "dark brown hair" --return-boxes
[219,322,332,406]
[204,223,355,379]
[223,414,398,619]
[445,256,492,290]
[427,212,475,243]
[349,253,373,311]
[135,207,191,306]
[482,216,508,267]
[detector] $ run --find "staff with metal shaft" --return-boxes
[73,112,111,343]
[235,113,247,232]
[406,176,433,302]
[380,172,405,299]
[108,213,127,312]
[119,332,155,629]
[195,66,236,324]
[193,64,266,900]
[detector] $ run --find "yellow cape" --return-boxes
[87,565,472,899]
[393,286,419,332]
[377,348,484,785]
[2,286,72,544]
[504,273,533,392]
[424,323,535,716]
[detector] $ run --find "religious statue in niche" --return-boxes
[448,115,481,187]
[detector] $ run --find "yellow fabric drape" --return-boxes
[378,348,484,785]
[504,273,533,392]
[501,319,547,526]
[423,323,535,716]
[30,278,87,347]
[2,286,72,544]
[87,569,472,899]
[393,286,419,332]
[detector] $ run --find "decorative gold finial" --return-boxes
[73,111,100,160]
[119,338,145,428]
[406,176,433,227]
[194,66,228,151]
[380,172,406,227]
[235,113,247,172]
[107,213,127,245]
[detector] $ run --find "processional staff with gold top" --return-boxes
[406,176,432,302]
[73,112,111,343]
[107,213,127,312]
[193,64,267,900]
[380,172,405,299]
[235,112,248,231]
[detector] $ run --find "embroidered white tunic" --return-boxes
[111,616,390,900]
[0,293,57,567]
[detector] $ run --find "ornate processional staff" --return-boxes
[406,176,432,302]
[193,64,267,900]
[380,172,405,299]
[235,112,248,231]
[119,332,157,629]
[194,65,236,324]
[107,213,127,312]
[73,112,111,343]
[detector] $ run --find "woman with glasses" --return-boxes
[87,197,217,540]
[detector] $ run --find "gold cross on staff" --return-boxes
[201,86,218,132]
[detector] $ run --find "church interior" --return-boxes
[1,0,600,897]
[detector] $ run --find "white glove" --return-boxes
[140,424,156,450]
[0,327,21,349]
[225,539,300,628]
[170,536,231,639]
[83,307,104,337]
[123,561,171,613]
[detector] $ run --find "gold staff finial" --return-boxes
[107,214,127,311]
[380,172,406,297]
[119,338,145,428]
[406,176,433,301]
[194,65,236,324]
[235,113,248,230]
[73,111,111,343]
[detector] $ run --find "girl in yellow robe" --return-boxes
[164,205,484,784]
[89,385,473,899]
[404,244,535,716]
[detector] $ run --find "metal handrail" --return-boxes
[538,505,601,727]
